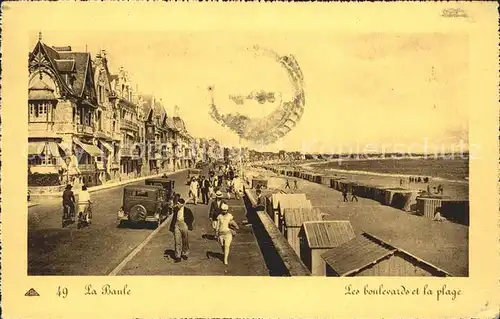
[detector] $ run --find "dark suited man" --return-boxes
[200,176,210,205]
[169,198,194,263]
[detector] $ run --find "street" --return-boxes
[28,169,268,276]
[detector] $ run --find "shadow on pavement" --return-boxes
[116,221,158,230]
[163,249,176,260]
[206,251,224,262]
[202,234,217,241]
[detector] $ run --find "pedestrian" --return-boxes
[62,184,76,221]
[169,198,194,263]
[293,179,298,189]
[427,184,431,194]
[200,176,210,205]
[77,184,92,224]
[350,185,358,202]
[226,178,234,200]
[232,175,243,200]
[215,203,239,265]
[208,191,224,239]
[189,177,199,205]
[285,179,290,189]
[342,186,349,202]
[253,188,265,210]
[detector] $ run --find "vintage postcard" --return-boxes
[1,2,499,318]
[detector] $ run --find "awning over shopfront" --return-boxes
[99,141,114,153]
[46,142,62,157]
[28,142,62,156]
[126,132,135,138]
[28,142,46,155]
[73,137,104,157]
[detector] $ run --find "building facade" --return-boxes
[28,36,202,189]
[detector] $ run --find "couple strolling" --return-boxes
[209,191,239,265]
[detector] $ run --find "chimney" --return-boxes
[52,46,72,52]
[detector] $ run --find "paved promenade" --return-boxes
[254,170,468,276]
[29,167,269,276]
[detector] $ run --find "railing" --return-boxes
[121,147,141,157]
[76,124,94,135]
[78,163,96,172]
[112,132,121,141]
[121,119,139,131]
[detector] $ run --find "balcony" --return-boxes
[110,161,120,170]
[121,147,141,158]
[121,119,139,132]
[76,124,95,136]
[112,131,121,141]
[78,163,96,172]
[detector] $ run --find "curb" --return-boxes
[30,169,189,198]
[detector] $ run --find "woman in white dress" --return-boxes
[189,177,199,205]
[215,203,239,265]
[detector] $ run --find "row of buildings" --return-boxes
[28,34,223,187]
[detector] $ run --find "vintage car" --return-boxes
[186,168,202,185]
[117,185,172,228]
[145,177,175,200]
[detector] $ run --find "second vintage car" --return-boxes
[117,185,172,228]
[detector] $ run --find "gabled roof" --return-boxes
[139,94,154,120]
[321,232,453,277]
[54,59,75,73]
[301,221,356,249]
[29,41,96,100]
[321,233,395,276]
[173,116,186,131]
[284,208,323,227]
[58,51,93,98]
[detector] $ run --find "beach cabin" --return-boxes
[440,200,469,226]
[283,208,323,256]
[312,174,322,184]
[271,193,308,228]
[299,221,356,276]
[416,195,450,219]
[321,232,452,277]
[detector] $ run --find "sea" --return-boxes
[310,158,469,183]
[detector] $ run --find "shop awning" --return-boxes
[28,142,46,155]
[46,142,62,157]
[73,137,104,157]
[99,141,113,153]
[126,132,135,138]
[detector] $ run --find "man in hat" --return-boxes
[62,184,76,221]
[169,198,194,262]
[208,190,224,238]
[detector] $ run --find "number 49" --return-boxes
[57,286,68,298]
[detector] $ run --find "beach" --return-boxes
[290,159,469,200]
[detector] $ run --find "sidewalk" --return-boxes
[116,191,269,275]
[253,170,468,276]
[30,169,188,199]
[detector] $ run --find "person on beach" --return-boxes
[285,179,291,189]
[427,184,432,194]
[342,185,349,202]
[215,203,240,265]
[293,179,298,189]
[169,198,194,263]
[350,185,358,202]
[226,178,234,200]
[437,184,444,195]
[209,191,224,238]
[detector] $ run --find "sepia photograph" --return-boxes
[1,2,499,319]
[27,30,469,277]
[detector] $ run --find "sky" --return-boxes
[30,31,470,153]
